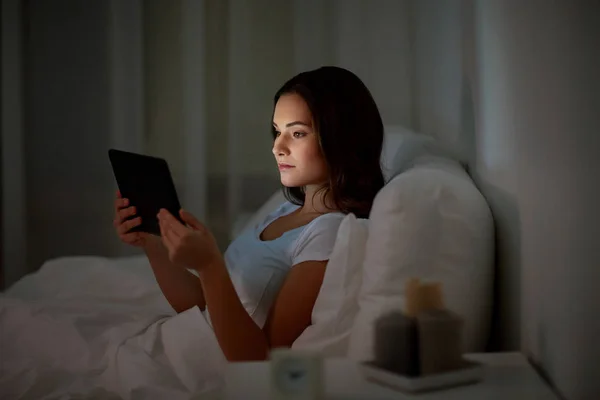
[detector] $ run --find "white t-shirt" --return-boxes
[204,202,345,328]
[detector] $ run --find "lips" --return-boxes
[278,163,294,170]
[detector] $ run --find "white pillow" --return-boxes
[381,125,417,181]
[348,140,494,362]
[292,213,368,356]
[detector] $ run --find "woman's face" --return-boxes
[272,93,328,188]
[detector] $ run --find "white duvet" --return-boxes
[0,255,227,399]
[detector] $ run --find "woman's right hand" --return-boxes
[113,190,157,249]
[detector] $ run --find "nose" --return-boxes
[272,135,290,157]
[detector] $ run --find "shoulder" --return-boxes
[302,211,346,237]
[291,211,346,265]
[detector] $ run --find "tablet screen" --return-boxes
[109,149,183,236]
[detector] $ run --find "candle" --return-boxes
[373,310,420,377]
[417,309,464,375]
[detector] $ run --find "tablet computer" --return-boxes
[109,148,184,236]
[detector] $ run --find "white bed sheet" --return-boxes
[0,255,227,399]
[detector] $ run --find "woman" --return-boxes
[113,66,385,362]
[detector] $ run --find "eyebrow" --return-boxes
[272,121,312,128]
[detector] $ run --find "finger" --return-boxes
[137,232,150,240]
[157,211,181,238]
[160,217,181,244]
[120,231,140,243]
[117,216,141,235]
[180,209,202,230]
[117,217,141,236]
[115,197,129,211]
[116,189,122,198]
[159,218,174,249]
[159,209,187,237]
[117,206,137,222]
[131,233,145,246]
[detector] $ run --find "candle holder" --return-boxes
[360,279,484,393]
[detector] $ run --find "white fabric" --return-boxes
[380,125,420,181]
[217,201,345,329]
[291,213,346,265]
[348,134,495,362]
[0,256,226,399]
[387,129,464,177]
[0,202,345,399]
[292,214,369,355]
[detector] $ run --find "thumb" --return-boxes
[180,209,202,230]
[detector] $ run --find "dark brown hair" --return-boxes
[272,66,384,218]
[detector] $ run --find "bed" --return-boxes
[0,128,494,399]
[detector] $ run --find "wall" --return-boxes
[413,1,600,398]
[464,0,523,352]
[411,0,463,154]
[473,1,599,399]
[411,0,522,352]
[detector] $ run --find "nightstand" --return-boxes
[221,352,560,399]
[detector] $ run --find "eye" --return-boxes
[293,131,306,138]
[273,130,281,138]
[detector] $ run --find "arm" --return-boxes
[263,260,327,347]
[155,208,329,360]
[199,258,327,361]
[144,239,206,313]
[113,191,206,313]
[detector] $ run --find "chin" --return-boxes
[280,174,327,188]
[280,178,299,187]
[279,176,307,188]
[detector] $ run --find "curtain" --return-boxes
[0,0,416,285]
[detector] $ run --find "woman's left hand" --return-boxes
[157,208,221,270]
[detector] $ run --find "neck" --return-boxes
[300,184,336,214]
